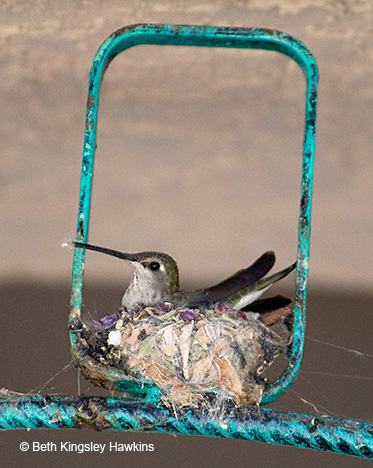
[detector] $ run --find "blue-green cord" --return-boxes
[69,24,318,404]
[0,396,372,458]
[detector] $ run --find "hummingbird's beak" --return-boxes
[72,241,137,262]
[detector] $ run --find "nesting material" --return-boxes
[74,301,290,407]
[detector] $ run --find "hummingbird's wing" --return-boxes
[186,251,276,307]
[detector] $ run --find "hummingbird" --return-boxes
[72,241,296,312]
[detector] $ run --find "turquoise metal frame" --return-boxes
[70,24,318,404]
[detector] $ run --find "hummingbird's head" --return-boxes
[125,251,180,297]
[72,242,180,309]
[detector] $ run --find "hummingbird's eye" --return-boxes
[149,261,160,271]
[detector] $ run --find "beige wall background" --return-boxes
[0,0,372,292]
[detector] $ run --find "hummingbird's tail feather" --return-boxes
[227,261,296,310]
[252,261,296,292]
[241,295,292,313]
[186,251,276,308]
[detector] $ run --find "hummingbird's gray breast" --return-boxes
[122,281,163,310]
[122,266,174,309]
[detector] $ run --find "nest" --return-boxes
[72,302,291,407]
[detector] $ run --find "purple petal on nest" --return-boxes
[92,319,102,329]
[157,302,174,313]
[238,310,248,320]
[93,312,119,330]
[180,308,196,321]
[214,302,228,314]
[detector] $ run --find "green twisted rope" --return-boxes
[0,395,372,458]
